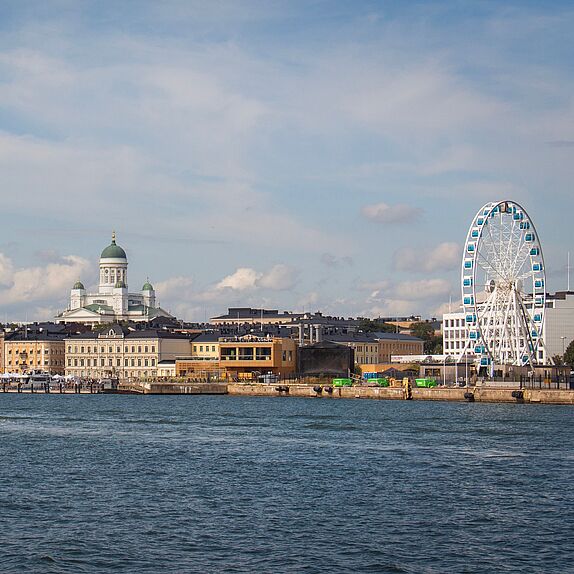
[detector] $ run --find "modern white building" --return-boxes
[443,291,574,365]
[55,233,173,325]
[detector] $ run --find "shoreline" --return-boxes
[2,382,574,405]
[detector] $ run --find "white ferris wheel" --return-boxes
[460,200,547,370]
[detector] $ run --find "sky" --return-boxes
[0,0,573,323]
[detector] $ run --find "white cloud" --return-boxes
[259,264,298,290]
[392,278,452,300]
[393,242,460,273]
[361,202,423,225]
[216,267,261,291]
[0,253,91,306]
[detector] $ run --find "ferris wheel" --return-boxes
[460,200,547,369]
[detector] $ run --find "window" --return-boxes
[255,347,271,360]
[212,346,215,352]
[151,346,155,353]
[144,346,148,353]
[151,359,155,366]
[144,359,148,367]
[138,359,142,366]
[81,346,84,353]
[131,346,135,353]
[200,346,203,352]
[138,346,142,353]
[238,348,254,361]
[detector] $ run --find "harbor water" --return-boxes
[1,395,573,573]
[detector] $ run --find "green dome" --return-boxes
[100,232,127,260]
[142,280,154,291]
[114,280,126,288]
[73,280,85,290]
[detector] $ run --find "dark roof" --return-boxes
[373,332,424,342]
[212,307,301,320]
[65,328,192,341]
[324,333,378,344]
[192,332,223,343]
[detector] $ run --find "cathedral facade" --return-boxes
[55,233,173,324]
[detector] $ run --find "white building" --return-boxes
[55,233,173,324]
[443,291,574,365]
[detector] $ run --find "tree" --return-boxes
[411,322,442,354]
[552,354,564,366]
[564,339,574,368]
[357,318,396,333]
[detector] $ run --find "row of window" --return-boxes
[193,345,217,353]
[68,358,157,367]
[6,348,64,354]
[67,344,156,354]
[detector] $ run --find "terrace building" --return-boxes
[4,325,66,375]
[65,325,192,380]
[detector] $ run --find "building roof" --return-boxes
[192,332,223,343]
[73,280,85,290]
[372,332,424,342]
[100,232,127,260]
[142,280,154,291]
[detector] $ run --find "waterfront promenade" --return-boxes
[3,380,574,404]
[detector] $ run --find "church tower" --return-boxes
[99,232,128,296]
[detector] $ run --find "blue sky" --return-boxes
[0,1,573,322]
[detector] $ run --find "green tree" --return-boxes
[357,318,396,333]
[564,339,574,368]
[411,322,442,354]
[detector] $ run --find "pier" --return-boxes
[2,380,573,404]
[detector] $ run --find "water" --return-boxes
[1,395,573,573]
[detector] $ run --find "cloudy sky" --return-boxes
[1,1,573,322]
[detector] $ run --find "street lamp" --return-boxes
[561,336,566,357]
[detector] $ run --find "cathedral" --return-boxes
[55,233,173,324]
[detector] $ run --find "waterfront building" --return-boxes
[64,325,192,380]
[55,232,173,325]
[324,332,424,366]
[443,291,574,365]
[191,332,221,360]
[297,340,354,377]
[219,334,297,378]
[4,325,66,375]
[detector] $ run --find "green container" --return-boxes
[415,378,438,388]
[372,378,389,387]
[332,378,353,387]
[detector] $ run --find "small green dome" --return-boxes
[100,232,127,260]
[73,280,85,290]
[114,280,126,289]
[142,280,154,291]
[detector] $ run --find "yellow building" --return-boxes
[65,325,192,380]
[219,335,297,377]
[4,329,66,374]
[325,333,424,366]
